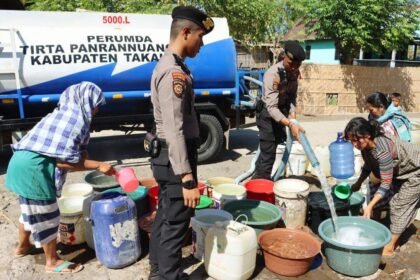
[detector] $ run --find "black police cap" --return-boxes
[172,6,214,34]
[284,41,306,62]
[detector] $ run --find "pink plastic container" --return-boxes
[115,167,139,192]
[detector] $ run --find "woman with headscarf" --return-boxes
[345,117,420,257]
[5,81,115,273]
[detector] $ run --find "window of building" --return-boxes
[326,93,338,106]
[305,45,311,60]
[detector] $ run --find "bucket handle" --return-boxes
[234,214,249,225]
[228,214,249,235]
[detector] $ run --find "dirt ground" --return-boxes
[1,114,419,280]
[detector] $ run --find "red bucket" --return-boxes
[148,186,159,212]
[244,179,275,204]
[197,181,206,195]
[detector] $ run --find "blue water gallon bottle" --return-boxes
[329,132,354,179]
[91,192,141,269]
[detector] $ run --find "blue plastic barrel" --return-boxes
[329,132,354,179]
[90,192,141,268]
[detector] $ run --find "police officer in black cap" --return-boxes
[253,40,306,180]
[148,5,214,280]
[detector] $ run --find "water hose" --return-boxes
[271,127,293,181]
[234,146,260,184]
[235,120,321,184]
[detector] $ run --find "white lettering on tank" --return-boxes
[109,219,137,248]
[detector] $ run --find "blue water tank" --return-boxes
[329,132,354,179]
[90,192,141,268]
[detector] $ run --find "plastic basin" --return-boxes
[318,216,391,277]
[258,228,321,277]
[244,179,274,204]
[307,191,350,234]
[139,177,157,189]
[85,170,119,191]
[221,199,281,235]
[348,192,365,216]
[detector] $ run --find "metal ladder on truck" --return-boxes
[0,28,24,119]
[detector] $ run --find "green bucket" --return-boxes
[318,216,391,277]
[103,186,149,217]
[221,199,281,235]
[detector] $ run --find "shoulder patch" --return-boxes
[171,72,186,98]
[172,72,186,81]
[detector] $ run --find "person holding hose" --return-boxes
[253,40,306,180]
[5,81,115,273]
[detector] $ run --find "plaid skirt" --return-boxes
[390,176,420,234]
[18,196,60,248]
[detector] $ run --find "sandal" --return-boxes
[45,261,84,274]
[14,244,36,258]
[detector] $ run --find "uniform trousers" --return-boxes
[149,139,197,280]
[253,107,287,180]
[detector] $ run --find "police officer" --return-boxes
[148,6,214,280]
[253,41,306,180]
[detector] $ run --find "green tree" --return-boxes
[290,0,420,64]
[191,0,284,45]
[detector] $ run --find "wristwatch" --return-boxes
[181,180,196,190]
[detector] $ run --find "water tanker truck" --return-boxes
[0,10,263,162]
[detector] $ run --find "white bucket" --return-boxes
[273,179,310,229]
[273,143,308,177]
[308,146,330,177]
[286,142,308,176]
[212,184,246,209]
[191,209,233,261]
[411,121,420,145]
[206,177,235,198]
[58,197,86,245]
[353,148,364,176]
[61,183,93,198]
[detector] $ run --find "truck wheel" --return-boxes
[197,114,224,163]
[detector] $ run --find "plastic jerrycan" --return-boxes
[90,192,141,269]
[205,220,257,280]
[329,132,354,179]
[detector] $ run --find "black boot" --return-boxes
[148,263,159,280]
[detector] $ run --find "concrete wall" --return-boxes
[236,45,271,69]
[302,40,339,65]
[297,64,420,115]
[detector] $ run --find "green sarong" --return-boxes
[5,150,56,200]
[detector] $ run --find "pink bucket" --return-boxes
[115,167,139,192]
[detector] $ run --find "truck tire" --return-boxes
[197,114,224,163]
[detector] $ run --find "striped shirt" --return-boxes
[361,136,396,198]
